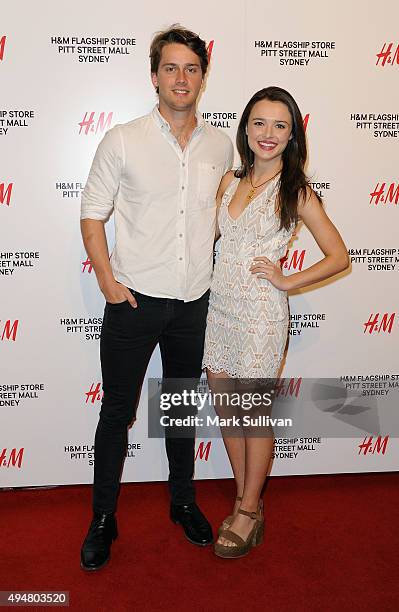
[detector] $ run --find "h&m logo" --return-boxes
[0,320,19,341]
[358,435,388,455]
[369,182,399,205]
[207,40,214,63]
[78,112,113,135]
[0,182,13,206]
[195,441,211,461]
[376,43,399,67]
[82,257,93,273]
[0,448,24,468]
[274,378,302,398]
[0,36,6,61]
[85,383,103,404]
[280,249,306,271]
[363,313,395,334]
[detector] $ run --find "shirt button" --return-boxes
[179,257,183,261]
[180,209,184,214]
[182,186,185,190]
[182,162,186,167]
[179,233,183,237]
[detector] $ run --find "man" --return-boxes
[80,25,234,570]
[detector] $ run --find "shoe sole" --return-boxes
[171,518,213,546]
[214,526,264,558]
[214,549,251,559]
[80,555,110,571]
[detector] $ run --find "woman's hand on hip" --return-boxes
[249,257,290,291]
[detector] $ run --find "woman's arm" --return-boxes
[250,188,350,290]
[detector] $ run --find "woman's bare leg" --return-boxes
[216,379,275,547]
[206,369,245,518]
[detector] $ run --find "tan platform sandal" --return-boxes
[218,496,242,535]
[214,507,264,559]
[218,498,264,535]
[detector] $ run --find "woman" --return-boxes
[202,86,349,558]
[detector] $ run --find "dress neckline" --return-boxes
[226,175,279,223]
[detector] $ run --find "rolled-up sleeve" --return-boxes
[81,126,123,221]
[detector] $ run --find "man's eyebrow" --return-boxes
[161,62,201,67]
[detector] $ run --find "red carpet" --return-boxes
[1,473,398,611]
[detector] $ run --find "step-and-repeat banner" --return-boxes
[1,0,398,487]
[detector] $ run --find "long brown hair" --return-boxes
[235,86,321,231]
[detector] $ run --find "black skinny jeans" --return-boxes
[93,289,209,513]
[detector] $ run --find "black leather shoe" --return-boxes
[80,512,118,571]
[170,503,213,546]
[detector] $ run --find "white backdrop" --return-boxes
[1,0,398,487]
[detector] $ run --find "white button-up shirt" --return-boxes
[81,106,234,301]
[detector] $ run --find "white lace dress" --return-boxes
[202,175,295,378]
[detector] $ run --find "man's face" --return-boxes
[151,43,203,113]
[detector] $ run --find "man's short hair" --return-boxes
[150,24,209,77]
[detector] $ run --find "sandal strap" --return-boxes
[236,496,243,501]
[219,528,245,547]
[238,508,259,520]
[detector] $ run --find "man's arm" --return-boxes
[81,219,136,307]
[80,127,136,307]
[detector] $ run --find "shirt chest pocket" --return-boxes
[195,162,224,208]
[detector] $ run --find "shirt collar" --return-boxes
[151,105,205,133]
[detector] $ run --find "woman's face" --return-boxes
[246,99,293,165]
